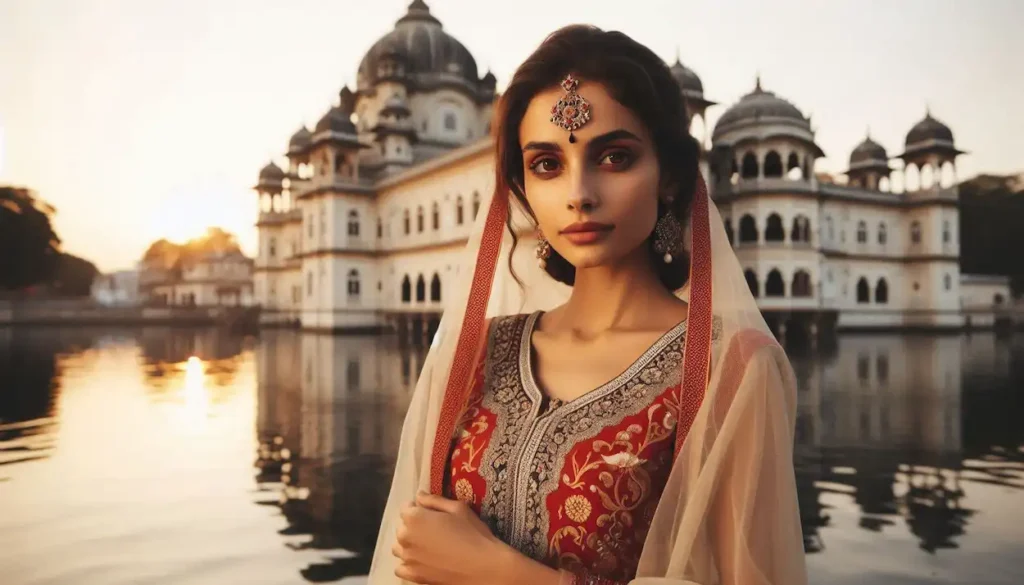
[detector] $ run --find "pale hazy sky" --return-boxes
[1,0,1021,272]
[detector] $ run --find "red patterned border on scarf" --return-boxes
[674,175,714,457]
[429,192,508,495]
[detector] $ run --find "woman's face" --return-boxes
[519,80,663,270]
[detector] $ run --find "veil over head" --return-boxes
[367,166,806,583]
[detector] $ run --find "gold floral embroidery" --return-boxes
[549,403,679,577]
[457,409,490,473]
[454,478,475,504]
[564,495,592,523]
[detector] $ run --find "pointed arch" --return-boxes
[878,222,887,245]
[401,275,411,303]
[856,277,870,303]
[856,220,867,243]
[875,278,888,304]
[764,151,783,178]
[766,269,785,297]
[765,213,785,242]
[744,269,760,297]
[739,214,758,243]
[792,270,812,297]
[403,208,411,235]
[791,215,811,243]
[416,206,425,233]
[472,191,481,219]
[432,201,440,230]
[787,152,801,172]
[456,195,465,225]
[430,273,441,302]
[741,152,759,179]
[415,274,426,302]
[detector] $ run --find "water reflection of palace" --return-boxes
[254,331,425,581]
[790,333,1023,555]
[251,329,1024,582]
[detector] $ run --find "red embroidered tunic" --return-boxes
[444,312,701,585]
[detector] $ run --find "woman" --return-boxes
[368,24,806,585]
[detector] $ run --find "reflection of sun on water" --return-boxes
[176,356,210,431]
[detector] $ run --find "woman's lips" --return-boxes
[559,222,614,245]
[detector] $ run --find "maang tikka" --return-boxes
[550,74,591,143]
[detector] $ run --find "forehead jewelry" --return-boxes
[549,74,591,143]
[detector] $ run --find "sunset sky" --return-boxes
[1,0,1021,272]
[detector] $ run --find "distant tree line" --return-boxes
[958,174,1024,296]
[140,227,243,275]
[0,186,98,296]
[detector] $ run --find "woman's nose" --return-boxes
[565,170,598,212]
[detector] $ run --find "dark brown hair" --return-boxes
[492,24,701,291]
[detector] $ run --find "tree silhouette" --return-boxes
[0,186,61,290]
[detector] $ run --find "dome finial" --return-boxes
[675,46,681,65]
[755,72,762,91]
[866,125,871,139]
[925,101,931,118]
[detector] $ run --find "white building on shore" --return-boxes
[141,251,254,307]
[253,0,1009,341]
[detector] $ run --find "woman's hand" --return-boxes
[391,491,561,585]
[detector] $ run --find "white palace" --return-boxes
[252,0,1009,342]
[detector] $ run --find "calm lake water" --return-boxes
[1,326,1022,585]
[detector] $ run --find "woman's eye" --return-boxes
[601,150,632,167]
[529,158,561,174]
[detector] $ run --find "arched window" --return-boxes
[942,220,951,244]
[444,111,457,131]
[268,237,277,258]
[791,215,811,243]
[878,222,887,245]
[376,218,383,238]
[856,277,870,303]
[416,274,426,302]
[347,210,360,236]
[430,273,441,302]
[456,196,465,225]
[738,214,758,243]
[744,269,760,297]
[764,151,783,178]
[472,191,481,219]
[432,202,440,230]
[417,206,424,233]
[825,216,834,241]
[994,293,1005,305]
[724,218,734,245]
[741,152,759,179]
[403,209,411,235]
[875,278,888,304]
[401,275,411,303]
[347,269,360,297]
[786,152,801,179]
[911,220,921,244]
[792,270,812,297]
[944,273,952,290]
[856,220,867,243]
[766,269,785,297]
[765,213,785,242]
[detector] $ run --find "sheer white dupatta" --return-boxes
[367,172,807,585]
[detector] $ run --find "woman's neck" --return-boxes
[554,247,686,338]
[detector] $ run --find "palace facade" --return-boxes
[253,0,1005,341]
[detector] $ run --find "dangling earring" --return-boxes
[535,232,551,268]
[653,212,683,263]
